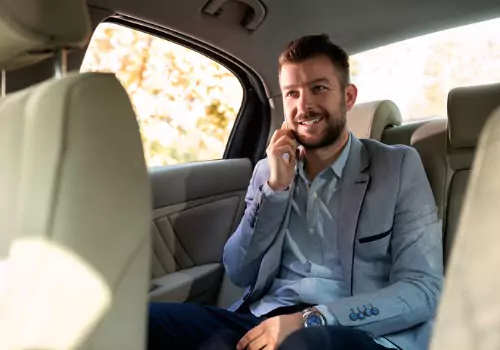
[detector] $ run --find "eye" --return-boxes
[312,85,328,93]
[285,90,299,98]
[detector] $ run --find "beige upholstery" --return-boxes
[0,1,152,349]
[0,73,152,350]
[410,119,449,222]
[0,0,90,70]
[381,117,450,265]
[444,83,500,264]
[382,120,427,146]
[430,107,500,350]
[448,83,500,149]
[381,118,449,236]
[347,100,403,140]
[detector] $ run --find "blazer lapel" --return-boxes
[338,136,370,293]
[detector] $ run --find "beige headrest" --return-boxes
[448,82,500,149]
[347,100,403,140]
[0,0,91,70]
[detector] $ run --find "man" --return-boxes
[148,34,443,350]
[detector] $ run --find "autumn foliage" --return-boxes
[81,23,243,167]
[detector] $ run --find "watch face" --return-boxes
[305,314,324,327]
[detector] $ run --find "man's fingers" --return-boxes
[273,145,296,163]
[273,135,297,150]
[247,333,269,350]
[237,326,265,350]
[270,128,295,146]
[273,138,297,164]
[269,129,286,145]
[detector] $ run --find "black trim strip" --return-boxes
[358,229,392,244]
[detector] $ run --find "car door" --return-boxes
[81,18,270,306]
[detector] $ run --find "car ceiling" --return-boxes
[88,0,500,100]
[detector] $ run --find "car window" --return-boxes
[81,22,244,167]
[351,17,500,122]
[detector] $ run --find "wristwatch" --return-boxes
[302,307,326,328]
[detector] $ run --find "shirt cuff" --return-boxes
[316,305,339,326]
[261,181,289,202]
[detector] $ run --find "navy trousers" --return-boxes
[147,302,389,350]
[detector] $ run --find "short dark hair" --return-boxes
[278,34,350,87]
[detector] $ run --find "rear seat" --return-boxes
[347,99,403,140]
[216,99,405,308]
[220,85,499,306]
[443,82,500,264]
[356,102,449,224]
[380,83,500,267]
[219,84,499,306]
[158,88,499,308]
[409,119,448,224]
[383,119,448,217]
[391,83,500,265]
[382,120,428,146]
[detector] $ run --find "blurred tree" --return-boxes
[81,23,243,167]
[408,35,500,120]
[350,56,360,80]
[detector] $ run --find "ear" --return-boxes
[344,84,358,111]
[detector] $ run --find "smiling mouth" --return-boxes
[298,117,322,126]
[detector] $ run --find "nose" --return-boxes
[297,89,314,114]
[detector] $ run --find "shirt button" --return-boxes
[309,228,314,234]
[313,193,317,198]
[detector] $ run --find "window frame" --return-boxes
[84,15,270,167]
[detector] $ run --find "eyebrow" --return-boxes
[282,78,331,91]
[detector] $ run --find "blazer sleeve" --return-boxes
[223,159,290,288]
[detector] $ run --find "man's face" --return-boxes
[279,55,357,149]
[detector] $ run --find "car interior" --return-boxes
[0,0,499,349]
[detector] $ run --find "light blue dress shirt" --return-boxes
[249,134,397,349]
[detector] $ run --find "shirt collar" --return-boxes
[298,132,352,181]
[331,132,351,178]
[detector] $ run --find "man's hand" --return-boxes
[267,122,298,192]
[236,312,303,350]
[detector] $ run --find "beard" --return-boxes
[294,99,347,150]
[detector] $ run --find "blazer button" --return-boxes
[357,312,365,320]
[372,307,380,316]
[364,308,372,317]
[349,311,358,321]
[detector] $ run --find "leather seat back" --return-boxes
[0,1,152,349]
[444,82,500,264]
[430,106,500,349]
[347,99,402,140]
[410,119,449,224]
